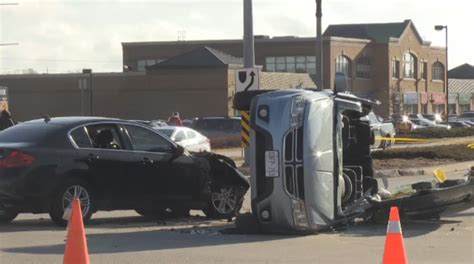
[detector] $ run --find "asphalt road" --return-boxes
[1,172,473,264]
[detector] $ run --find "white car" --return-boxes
[156,126,211,152]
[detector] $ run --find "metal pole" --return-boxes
[316,0,323,89]
[242,0,255,166]
[243,0,255,68]
[90,72,93,116]
[445,26,449,125]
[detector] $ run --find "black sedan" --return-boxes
[0,117,249,226]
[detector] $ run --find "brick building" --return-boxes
[123,20,462,118]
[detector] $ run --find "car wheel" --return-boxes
[49,178,94,227]
[0,210,18,224]
[203,186,243,219]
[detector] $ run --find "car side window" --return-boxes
[70,126,93,148]
[124,125,174,153]
[85,124,123,150]
[186,130,196,139]
[174,131,186,141]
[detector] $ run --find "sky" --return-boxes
[0,0,473,74]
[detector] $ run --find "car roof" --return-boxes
[22,116,127,127]
[195,116,241,120]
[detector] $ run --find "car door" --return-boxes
[123,124,198,201]
[69,123,139,208]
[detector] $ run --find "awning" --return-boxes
[459,94,472,105]
[431,92,446,104]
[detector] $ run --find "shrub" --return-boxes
[407,127,474,139]
[372,144,474,161]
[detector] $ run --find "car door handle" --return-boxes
[143,157,154,165]
[87,154,99,162]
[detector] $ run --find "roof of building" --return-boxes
[448,79,474,94]
[146,46,243,70]
[448,63,474,79]
[323,20,414,43]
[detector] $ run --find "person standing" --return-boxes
[0,109,14,131]
[167,112,183,126]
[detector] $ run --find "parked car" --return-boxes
[408,114,451,129]
[156,126,211,152]
[448,121,471,128]
[189,117,241,148]
[131,119,168,129]
[361,112,395,149]
[0,117,249,226]
[456,111,474,122]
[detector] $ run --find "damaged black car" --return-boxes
[0,117,249,226]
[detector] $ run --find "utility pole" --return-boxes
[243,0,255,68]
[315,0,323,89]
[242,0,255,165]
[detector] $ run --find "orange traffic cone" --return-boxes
[63,198,90,264]
[382,207,407,264]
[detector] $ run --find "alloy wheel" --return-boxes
[211,187,238,215]
[62,185,91,217]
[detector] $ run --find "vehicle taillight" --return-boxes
[0,150,35,168]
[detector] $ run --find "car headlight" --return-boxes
[402,115,409,123]
[447,125,451,130]
[290,95,306,127]
[291,199,309,229]
[435,114,442,122]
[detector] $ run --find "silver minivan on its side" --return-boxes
[247,89,378,233]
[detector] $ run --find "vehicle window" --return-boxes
[70,127,92,148]
[157,128,175,137]
[174,131,186,141]
[186,130,196,139]
[125,125,174,153]
[85,124,123,150]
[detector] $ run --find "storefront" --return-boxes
[431,92,446,114]
[448,94,458,114]
[403,93,418,114]
[420,92,428,114]
[459,93,472,113]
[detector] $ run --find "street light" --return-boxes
[434,25,448,125]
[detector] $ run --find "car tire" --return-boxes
[234,90,274,111]
[49,178,94,227]
[203,186,243,219]
[0,210,18,224]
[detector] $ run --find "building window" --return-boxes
[137,59,164,71]
[265,57,276,72]
[392,59,400,79]
[460,104,471,114]
[403,52,417,79]
[265,56,316,74]
[432,104,445,115]
[404,104,418,114]
[420,62,427,79]
[335,55,351,78]
[432,62,444,80]
[356,56,371,79]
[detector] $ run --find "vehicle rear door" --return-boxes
[122,124,198,201]
[69,124,139,207]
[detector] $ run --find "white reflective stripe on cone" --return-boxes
[387,220,402,234]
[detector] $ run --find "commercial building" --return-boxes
[0,47,315,121]
[123,20,467,118]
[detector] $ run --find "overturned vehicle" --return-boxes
[234,85,474,234]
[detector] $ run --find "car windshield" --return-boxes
[157,128,175,137]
